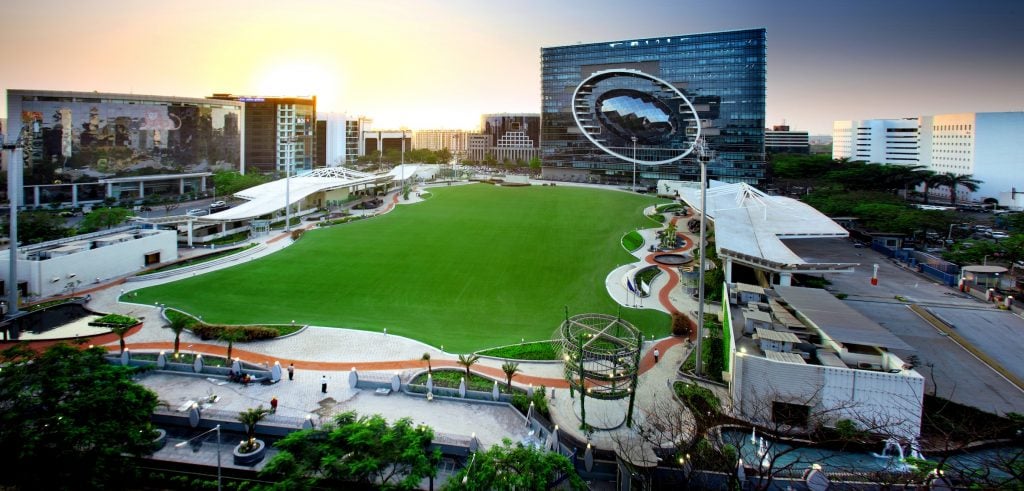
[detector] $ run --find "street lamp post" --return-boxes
[284,136,293,232]
[175,424,222,491]
[631,136,638,192]
[695,138,708,377]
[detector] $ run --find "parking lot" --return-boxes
[784,238,1024,416]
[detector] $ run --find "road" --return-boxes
[785,238,1024,416]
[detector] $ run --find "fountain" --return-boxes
[756,436,773,469]
[871,436,915,472]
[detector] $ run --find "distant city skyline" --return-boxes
[2,0,1022,134]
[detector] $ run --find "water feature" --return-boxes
[652,253,692,266]
[1,301,99,341]
[720,428,1018,479]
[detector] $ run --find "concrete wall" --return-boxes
[732,352,924,438]
[4,229,177,299]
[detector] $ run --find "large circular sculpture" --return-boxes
[572,69,702,165]
[558,313,642,401]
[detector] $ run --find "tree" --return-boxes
[421,352,432,374]
[529,157,542,174]
[260,411,439,490]
[457,353,480,378]
[444,438,586,490]
[219,327,244,361]
[0,343,159,489]
[501,361,520,390]
[109,323,134,354]
[2,211,71,244]
[79,207,133,232]
[168,315,190,359]
[238,405,271,452]
[161,196,181,214]
[933,173,982,207]
[212,170,271,197]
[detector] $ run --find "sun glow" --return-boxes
[252,61,344,112]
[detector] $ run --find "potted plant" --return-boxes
[233,405,271,465]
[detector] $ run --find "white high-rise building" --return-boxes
[833,112,1024,208]
[919,112,1024,207]
[318,113,371,167]
[832,119,919,165]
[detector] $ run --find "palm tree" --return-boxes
[921,172,945,204]
[219,327,245,361]
[457,354,480,379]
[501,362,520,390]
[421,352,432,374]
[237,406,271,452]
[934,173,983,207]
[110,324,133,354]
[168,316,190,359]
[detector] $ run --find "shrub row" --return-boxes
[90,313,140,327]
[647,213,666,223]
[190,324,280,342]
[319,214,370,227]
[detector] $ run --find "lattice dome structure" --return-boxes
[557,313,642,401]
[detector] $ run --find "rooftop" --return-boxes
[773,285,914,351]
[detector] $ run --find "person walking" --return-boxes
[288,363,295,381]
[321,375,328,394]
[653,348,660,363]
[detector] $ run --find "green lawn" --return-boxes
[128,184,669,352]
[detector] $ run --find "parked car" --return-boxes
[210,200,226,208]
[990,232,1010,240]
[186,209,209,216]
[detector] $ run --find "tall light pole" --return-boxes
[284,136,293,232]
[400,129,406,193]
[175,424,222,491]
[3,130,26,318]
[695,138,708,377]
[631,136,638,192]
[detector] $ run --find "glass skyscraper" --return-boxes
[541,29,766,185]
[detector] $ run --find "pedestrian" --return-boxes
[654,348,660,363]
[321,375,328,394]
[270,396,278,413]
[288,363,295,381]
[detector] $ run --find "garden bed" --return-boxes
[477,341,559,360]
[410,369,506,392]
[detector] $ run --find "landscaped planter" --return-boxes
[151,429,167,451]
[233,439,266,465]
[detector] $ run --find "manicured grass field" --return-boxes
[128,184,669,352]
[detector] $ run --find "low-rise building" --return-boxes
[726,283,925,438]
[0,227,178,301]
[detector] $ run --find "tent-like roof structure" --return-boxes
[203,167,396,222]
[678,182,857,274]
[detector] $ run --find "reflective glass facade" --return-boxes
[541,29,766,185]
[7,91,242,186]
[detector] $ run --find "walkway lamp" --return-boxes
[175,424,222,491]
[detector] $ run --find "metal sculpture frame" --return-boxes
[557,312,643,428]
[571,69,702,166]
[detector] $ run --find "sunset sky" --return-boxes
[2,0,1022,133]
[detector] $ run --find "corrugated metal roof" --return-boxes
[774,285,914,351]
[755,328,801,344]
[764,351,806,364]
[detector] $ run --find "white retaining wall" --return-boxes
[732,352,925,438]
